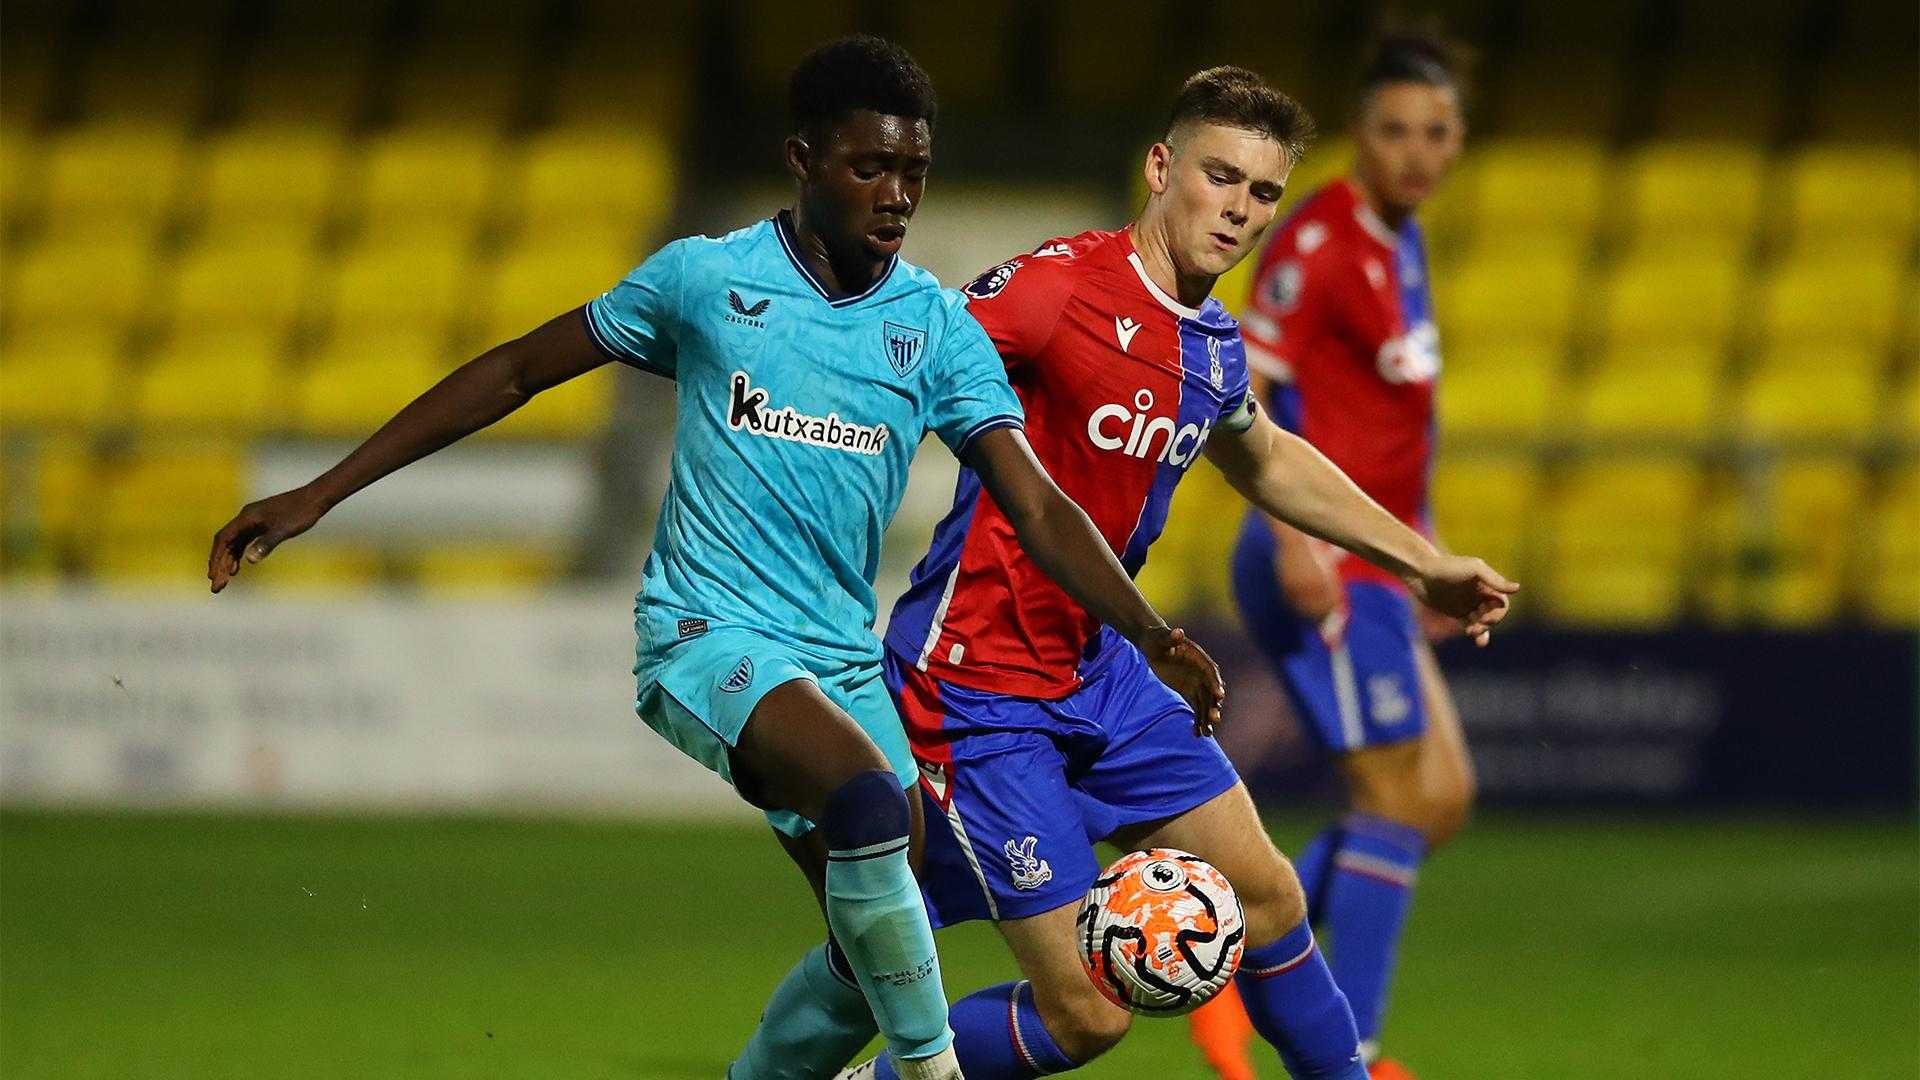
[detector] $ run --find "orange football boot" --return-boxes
[1187,982,1258,1080]
[1367,1057,1418,1080]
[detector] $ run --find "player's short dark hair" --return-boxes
[789,35,938,140]
[1356,19,1475,106]
[1165,66,1315,167]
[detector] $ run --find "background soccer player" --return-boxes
[810,66,1512,1080]
[205,37,1224,1080]
[1197,27,1476,1080]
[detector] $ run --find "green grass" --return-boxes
[2,811,1915,1079]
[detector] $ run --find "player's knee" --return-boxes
[1422,767,1475,849]
[1236,847,1309,945]
[820,769,910,852]
[1033,980,1133,1063]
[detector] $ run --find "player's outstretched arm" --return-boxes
[1205,410,1518,645]
[208,309,615,593]
[967,427,1227,731]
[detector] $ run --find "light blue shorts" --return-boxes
[634,625,915,836]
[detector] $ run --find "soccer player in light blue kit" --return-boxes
[207,37,1224,1080]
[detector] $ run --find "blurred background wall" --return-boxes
[1,0,1914,813]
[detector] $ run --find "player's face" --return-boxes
[1353,81,1464,215]
[788,109,932,263]
[1147,123,1292,279]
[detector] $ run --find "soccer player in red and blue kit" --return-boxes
[1193,29,1477,1080]
[817,67,1513,1080]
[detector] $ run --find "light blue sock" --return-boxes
[729,940,877,1079]
[822,771,952,1061]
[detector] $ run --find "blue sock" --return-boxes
[1293,825,1342,925]
[728,940,877,1079]
[874,981,1075,1079]
[1323,813,1426,1046]
[1236,922,1367,1079]
[822,771,952,1061]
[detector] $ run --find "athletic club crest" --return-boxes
[882,321,927,378]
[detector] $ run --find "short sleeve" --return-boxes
[1217,336,1259,434]
[959,254,1071,365]
[927,307,1025,457]
[583,239,689,378]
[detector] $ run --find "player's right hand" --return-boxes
[1140,627,1228,738]
[207,487,328,593]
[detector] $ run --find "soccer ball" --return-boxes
[1075,848,1246,1016]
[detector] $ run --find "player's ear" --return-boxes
[1144,142,1172,196]
[784,135,811,184]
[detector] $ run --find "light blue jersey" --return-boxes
[584,213,1022,825]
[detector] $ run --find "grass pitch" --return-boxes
[2,810,1914,1078]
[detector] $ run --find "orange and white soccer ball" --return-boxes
[1075,848,1246,1016]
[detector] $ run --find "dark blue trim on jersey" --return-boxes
[581,304,673,378]
[953,415,1024,459]
[773,210,898,308]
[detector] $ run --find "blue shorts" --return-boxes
[635,625,916,837]
[882,628,1240,927]
[1231,520,1428,753]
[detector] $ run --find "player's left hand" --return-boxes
[1139,627,1227,737]
[1405,555,1518,648]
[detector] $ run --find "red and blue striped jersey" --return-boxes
[883,229,1257,700]
[1239,179,1439,588]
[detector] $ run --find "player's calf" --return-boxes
[1025,966,1133,1063]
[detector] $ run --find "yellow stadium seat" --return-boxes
[196,127,345,230]
[244,542,386,593]
[1544,461,1701,626]
[167,239,318,333]
[514,127,674,236]
[1785,146,1918,246]
[1623,140,1765,242]
[1866,467,1918,625]
[1470,139,1606,237]
[0,327,124,429]
[1601,253,1743,348]
[38,123,187,240]
[1736,362,1878,440]
[1698,460,1866,626]
[1430,457,1541,584]
[96,442,244,542]
[6,236,155,330]
[1574,364,1719,438]
[87,537,218,590]
[479,363,618,440]
[1437,359,1561,440]
[1890,370,1920,438]
[479,238,639,342]
[414,544,561,595]
[356,129,504,239]
[134,328,289,434]
[0,434,94,545]
[1590,342,1723,375]
[1758,254,1905,350]
[1434,252,1584,344]
[296,328,454,437]
[325,240,470,334]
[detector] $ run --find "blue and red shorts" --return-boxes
[1231,518,1428,753]
[881,628,1240,927]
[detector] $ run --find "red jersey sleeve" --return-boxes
[959,253,1075,368]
